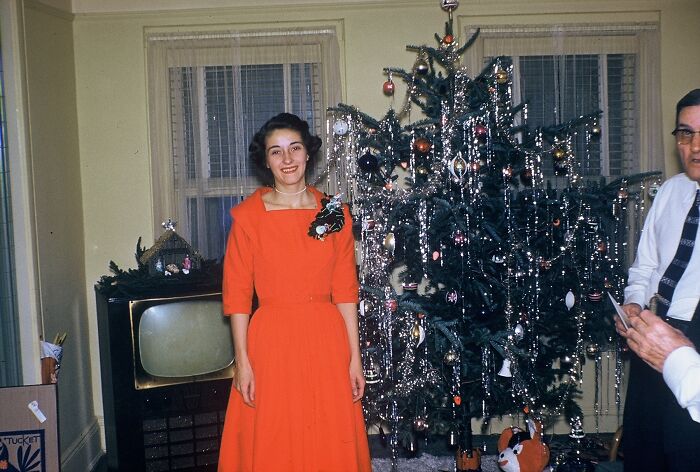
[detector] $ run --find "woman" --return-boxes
[218,113,371,471]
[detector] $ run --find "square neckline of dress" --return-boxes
[259,186,320,212]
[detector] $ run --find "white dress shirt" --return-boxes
[624,173,700,321]
[663,346,700,423]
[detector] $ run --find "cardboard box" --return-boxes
[0,384,59,472]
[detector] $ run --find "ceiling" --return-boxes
[40,0,408,15]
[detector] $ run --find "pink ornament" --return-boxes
[446,290,459,304]
[382,80,395,96]
[475,123,488,142]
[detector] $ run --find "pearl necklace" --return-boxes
[274,186,307,196]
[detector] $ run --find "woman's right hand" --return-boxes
[233,358,255,407]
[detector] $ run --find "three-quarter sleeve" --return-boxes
[331,205,359,304]
[222,208,254,315]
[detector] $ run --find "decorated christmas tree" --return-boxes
[324,0,658,468]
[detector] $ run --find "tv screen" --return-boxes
[130,293,234,389]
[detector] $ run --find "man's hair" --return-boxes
[676,89,700,125]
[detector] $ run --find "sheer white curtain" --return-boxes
[147,29,341,260]
[465,23,662,181]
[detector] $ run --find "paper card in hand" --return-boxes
[607,292,630,329]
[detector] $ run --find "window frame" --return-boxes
[463,23,662,178]
[146,28,340,258]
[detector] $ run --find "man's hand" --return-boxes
[622,302,642,319]
[618,309,694,372]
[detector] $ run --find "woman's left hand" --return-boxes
[349,357,366,402]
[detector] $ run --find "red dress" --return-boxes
[218,187,371,472]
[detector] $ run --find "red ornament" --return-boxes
[442,34,454,45]
[382,80,395,96]
[520,168,533,186]
[384,299,398,312]
[597,242,607,253]
[413,137,431,154]
[453,395,462,406]
[552,218,561,227]
[475,123,488,141]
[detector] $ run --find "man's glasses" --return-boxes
[672,128,700,145]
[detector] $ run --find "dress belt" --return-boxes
[258,294,331,307]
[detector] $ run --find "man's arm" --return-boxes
[617,309,700,422]
[624,192,661,308]
[663,346,700,423]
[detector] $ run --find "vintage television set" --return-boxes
[96,289,234,472]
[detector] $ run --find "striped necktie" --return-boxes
[656,189,700,317]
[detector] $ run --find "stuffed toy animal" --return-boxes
[497,419,550,472]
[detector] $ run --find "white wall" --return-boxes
[11,1,102,470]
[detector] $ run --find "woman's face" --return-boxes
[264,128,308,188]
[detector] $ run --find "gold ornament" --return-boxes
[443,349,459,365]
[411,323,426,346]
[552,148,566,161]
[586,343,600,358]
[495,68,508,84]
[449,153,468,180]
[383,232,396,253]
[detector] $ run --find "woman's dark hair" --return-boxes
[676,89,700,126]
[249,113,323,186]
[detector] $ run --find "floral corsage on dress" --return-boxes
[308,193,345,241]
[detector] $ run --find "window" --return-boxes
[466,24,662,184]
[148,29,340,260]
